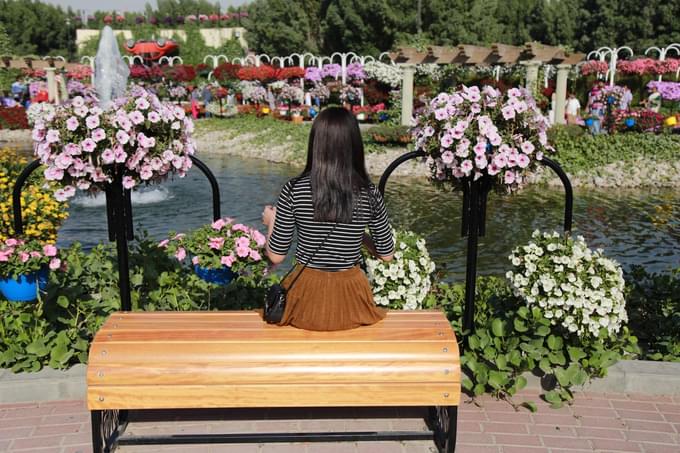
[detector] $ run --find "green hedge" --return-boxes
[549,126,680,174]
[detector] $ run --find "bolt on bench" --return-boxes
[87,310,460,452]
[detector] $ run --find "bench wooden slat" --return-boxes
[88,361,460,385]
[93,328,455,342]
[108,310,445,320]
[88,382,461,409]
[88,342,455,363]
[87,310,461,411]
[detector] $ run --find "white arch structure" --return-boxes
[158,56,183,67]
[122,55,144,65]
[645,43,680,81]
[587,46,634,86]
[203,54,229,68]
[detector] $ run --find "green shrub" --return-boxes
[625,266,680,362]
[548,126,680,174]
[0,236,275,373]
[424,277,639,408]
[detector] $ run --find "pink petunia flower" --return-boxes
[43,244,57,257]
[175,247,186,261]
[49,258,61,270]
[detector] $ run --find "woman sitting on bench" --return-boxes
[262,107,395,331]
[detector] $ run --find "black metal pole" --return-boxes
[189,156,221,221]
[462,179,480,340]
[12,159,42,236]
[540,156,573,233]
[105,171,133,312]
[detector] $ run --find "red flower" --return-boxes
[213,63,242,81]
[0,106,29,130]
[275,67,305,80]
[164,64,197,83]
[237,65,276,82]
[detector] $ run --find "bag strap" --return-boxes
[283,186,361,291]
[284,221,340,291]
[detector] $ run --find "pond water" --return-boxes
[57,154,680,280]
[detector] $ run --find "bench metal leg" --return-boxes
[91,410,129,453]
[429,406,458,453]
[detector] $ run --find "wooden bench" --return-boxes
[87,310,461,452]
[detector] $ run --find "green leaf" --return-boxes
[488,370,509,390]
[491,318,505,337]
[496,355,508,371]
[25,339,49,357]
[536,326,550,336]
[547,335,563,351]
[539,358,551,373]
[548,351,566,366]
[462,377,473,391]
[56,296,69,308]
[468,335,480,350]
[567,346,587,362]
[520,401,537,412]
[513,318,528,332]
[516,375,528,390]
[473,383,486,396]
[544,390,564,408]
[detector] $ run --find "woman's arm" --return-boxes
[262,205,287,264]
[363,232,393,262]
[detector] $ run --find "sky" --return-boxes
[41,0,250,13]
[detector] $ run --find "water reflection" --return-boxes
[57,154,680,280]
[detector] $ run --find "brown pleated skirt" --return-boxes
[278,265,387,331]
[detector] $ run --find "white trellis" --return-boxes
[80,56,95,84]
[586,46,634,86]
[645,43,680,81]
[122,55,144,65]
[203,54,229,68]
[158,56,183,66]
[378,52,395,65]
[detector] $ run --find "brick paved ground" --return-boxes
[1,390,680,453]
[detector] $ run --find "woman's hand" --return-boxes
[262,205,276,227]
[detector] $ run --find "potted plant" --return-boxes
[160,217,268,286]
[0,238,62,302]
[31,85,195,201]
[413,85,553,192]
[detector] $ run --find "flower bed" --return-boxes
[0,106,29,130]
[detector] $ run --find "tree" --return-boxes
[245,0,319,55]
[0,23,12,56]
[321,0,399,55]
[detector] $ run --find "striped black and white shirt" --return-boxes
[268,175,394,270]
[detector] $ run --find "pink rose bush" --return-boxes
[413,86,553,192]
[32,85,195,202]
[0,238,64,279]
[161,217,267,279]
[580,61,609,76]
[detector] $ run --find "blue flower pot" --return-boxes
[0,268,48,302]
[309,107,317,118]
[585,118,594,127]
[194,265,235,286]
[625,118,635,127]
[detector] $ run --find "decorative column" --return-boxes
[522,61,541,94]
[554,64,571,125]
[45,67,58,104]
[401,64,415,126]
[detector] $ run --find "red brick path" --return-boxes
[1,390,679,452]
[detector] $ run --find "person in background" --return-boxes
[10,76,25,102]
[587,82,605,134]
[190,86,200,119]
[202,84,213,118]
[643,86,662,113]
[565,92,581,125]
[620,86,633,111]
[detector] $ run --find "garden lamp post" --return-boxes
[645,44,680,81]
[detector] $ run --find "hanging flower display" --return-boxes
[413,85,553,192]
[580,61,609,76]
[346,62,365,80]
[339,85,362,105]
[31,86,195,201]
[304,67,322,83]
[320,64,342,80]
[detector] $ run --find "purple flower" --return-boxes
[520,141,535,154]
[85,115,100,129]
[441,151,454,165]
[66,117,79,131]
[148,111,161,123]
[440,133,454,148]
[46,129,60,144]
[91,128,106,142]
[501,105,515,120]
[129,111,145,125]
[460,159,473,174]
[116,130,130,145]
[504,171,516,185]
[321,64,342,79]
[122,176,136,189]
[81,138,97,153]
[101,148,115,164]
[44,166,64,181]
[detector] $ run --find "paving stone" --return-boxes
[590,437,643,452]
[540,435,592,450]
[574,426,627,439]
[616,409,666,421]
[481,422,529,434]
[491,432,542,446]
[9,434,65,450]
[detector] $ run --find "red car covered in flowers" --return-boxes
[123,38,179,62]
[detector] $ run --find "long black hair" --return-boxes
[302,107,371,223]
